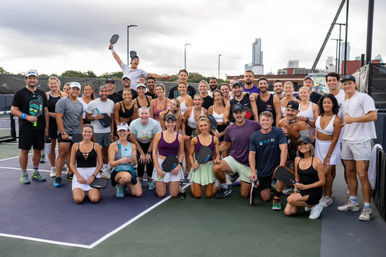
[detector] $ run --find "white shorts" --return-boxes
[341,140,372,161]
[315,139,341,165]
[152,157,184,183]
[72,167,100,191]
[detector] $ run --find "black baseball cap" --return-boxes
[232,81,243,88]
[105,78,115,84]
[286,101,299,111]
[164,114,177,122]
[232,103,244,113]
[341,75,356,83]
[298,137,312,145]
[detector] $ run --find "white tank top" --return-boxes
[315,114,336,136]
[187,107,204,129]
[180,100,188,115]
[212,107,224,123]
[298,102,314,121]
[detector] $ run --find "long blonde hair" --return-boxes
[164,98,181,119]
[48,76,66,98]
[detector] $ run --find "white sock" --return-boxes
[349,196,358,203]
[364,202,371,209]
[103,164,108,170]
[221,183,228,190]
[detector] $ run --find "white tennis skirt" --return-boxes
[315,138,341,165]
[72,167,101,191]
[151,157,184,183]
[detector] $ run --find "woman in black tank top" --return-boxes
[284,137,325,219]
[69,125,103,204]
[136,83,152,108]
[114,89,138,126]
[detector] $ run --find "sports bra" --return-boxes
[187,107,204,129]
[195,135,215,161]
[136,96,150,108]
[158,132,179,157]
[298,102,314,121]
[76,143,97,168]
[315,114,336,136]
[212,106,224,123]
[119,101,134,119]
[154,99,168,120]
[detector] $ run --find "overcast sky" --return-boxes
[0,0,384,78]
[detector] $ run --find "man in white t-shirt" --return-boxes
[86,85,115,177]
[337,75,377,221]
[109,45,171,90]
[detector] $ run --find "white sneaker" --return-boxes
[321,197,333,207]
[282,187,294,195]
[337,199,360,212]
[359,208,374,221]
[101,168,111,179]
[309,204,323,220]
[49,167,56,178]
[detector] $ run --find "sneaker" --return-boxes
[230,173,239,184]
[49,167,56,178]
[116,186,124,198]
[179,189,186,199]
[20,173,30,184]
[337,199,360,212]
[62,164,68,173]
[322,197,333,207]
[53,177,62,187]
[359,208,374,221]
[66,173,73,182]
[272,197,281,211]
[231,178,241,187]
[101,168,111,179]
[282,187,294,195]
[32,171,46,182]
[215,187,232,199]
[309,204,324,220]
[148,181,154,190]
[305,207,311,212]
[40,154,45,163]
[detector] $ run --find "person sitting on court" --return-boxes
[284,137,324,220]
[213,103,261,199]
[108,123,142,198]
[69,125,103,204]
[249,111,287,210]
[152,114,185,198]
[188,116,220,198]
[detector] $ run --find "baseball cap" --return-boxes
[232,81,243,88]
[232,103,244,113]
[303,76,313,82]
[286,101,299,111]
[117,123,129,132]
[69,82,81,90]
[105,78,115,84]
[25,69,38,78]
[164,114,177,122]
[298,137,312,145]
[122,75,131,80]
[136,83,146,90]
[341,75,356,83]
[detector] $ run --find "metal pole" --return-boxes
[331,39,339,72]
[184,43,191,70]
[218,54,222,79]
[366,0,374,64]
[338,25,342,74]
[343,0,349,75]
[127,25,138,64]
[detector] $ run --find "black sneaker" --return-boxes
[54,177,62,187]
[215,187,232,199]
[179,189,186,199]
[66,173,73,182]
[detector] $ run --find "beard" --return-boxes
[245,81,252,85]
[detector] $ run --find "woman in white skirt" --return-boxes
[315,94,342,207]
[188,116,220,198]
[69,125,103,204]
[152,114,184,198]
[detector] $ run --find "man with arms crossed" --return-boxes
[337,75,377,221]
[11,69,48,184]
[213,104,261,199]
[249,111,287,208]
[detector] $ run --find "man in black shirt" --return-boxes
[106,78,123,103]
[118,75,138,99]
[145,76,157,99]
[168,69,196,99]
[11,69,49,184]
[303,76,322,104]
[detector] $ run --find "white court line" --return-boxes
[0,155,19,162]
[0,166,51,173]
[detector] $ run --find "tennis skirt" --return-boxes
[72,167,100,191]
[315,138,341,165]
[151,157,184,183]
[188,162,215,185]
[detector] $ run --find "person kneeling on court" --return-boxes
[284,137,325,219]
[152,114,185,198]
[108,123,142,198]
[69,125,103,204]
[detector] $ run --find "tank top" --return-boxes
[136,96,150,108]
[315,115,336,136]
[119,102,134,119]
[158,132,179,157]
[212,107,224,124]
[195,135,215,161]
[180,100,188,115]
[47,93,60,113]
[114,140,134,172]
[187,107,204,129]
[257,94,276,125]
[297,157,321,191]
[76,143,97,168]
[298,102,314,121]
[154,99,168,120]
[230,94,252,122]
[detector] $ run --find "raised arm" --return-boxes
[109,45,124,69]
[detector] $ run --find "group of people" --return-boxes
[10,46,377,222]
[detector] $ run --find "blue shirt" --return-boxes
[243,85,260,94]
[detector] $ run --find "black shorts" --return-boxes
[300,188,323,205]
[57,132,73,144]
[257,176,272,191]
[48,118,58,139]
[19,129,44,150]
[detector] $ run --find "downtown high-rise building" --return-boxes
[245,38,264,75]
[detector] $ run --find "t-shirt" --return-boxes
[129,118,161,144]
[333,89,346,142]
[145,91,157,99]
[342,91,377,142]
[202,95,214,110]
[249,127,287,177]
[121,64,148,90]
[168,85,196,99]
[87,98,115,133]
[55,97,83,134]
[224,119,261,166]
[118,89,138,100]
[108,92,123,103]
[243,85,260,94]
[12,87,47,131]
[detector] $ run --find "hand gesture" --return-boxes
[344,113,354,125]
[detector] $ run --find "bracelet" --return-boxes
[179,162,183,167]
[21,113,27,119]
[111,49,116,53]
[305,118,309,123]
[92,174,96,178]
[147,151,152,154]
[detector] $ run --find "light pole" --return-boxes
[184,43,191,70]
[331,38,342,73]
[218,54,222,79]
[127,25,138,64]
[334,23,346,74]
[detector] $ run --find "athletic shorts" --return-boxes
[19,129,44,150]
[48,118,58,139]
[257,176,272,191]
[224,156,251,183]
[341,140,371,161]
[58,132,73,144]
[94,133,111,148]
[300,188,322,206]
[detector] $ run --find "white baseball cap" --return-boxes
[69,82,81,90]
[136,83,146,89]
[25,69,38,77]
[117,123,129,132]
